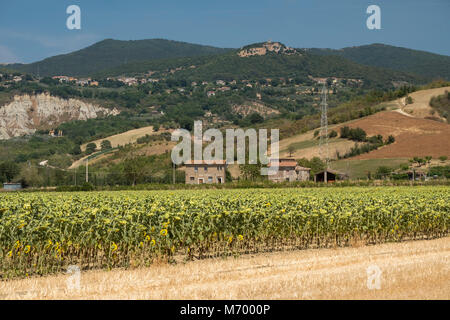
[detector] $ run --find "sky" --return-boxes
[0,0,449,63]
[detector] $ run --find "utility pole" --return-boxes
[85,158,89,183]
[319,82,329,183]
[173,162,176,184]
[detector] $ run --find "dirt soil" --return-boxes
[80,126,171,151]
[333,111,450,159]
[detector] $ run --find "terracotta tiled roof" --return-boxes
[185,160,227,165]
[268,158,297,167]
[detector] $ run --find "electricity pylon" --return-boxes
[319,83,329,183]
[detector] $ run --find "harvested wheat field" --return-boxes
[401,86,450,120]
[1,237,448,300]
[80,126,171,151]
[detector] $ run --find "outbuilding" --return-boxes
[314,169,347,182]
[3,182,22,191]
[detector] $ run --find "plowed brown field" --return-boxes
[333,111,450,159]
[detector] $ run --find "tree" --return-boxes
[71,145,82,155]
[351,128,367,142]
[0,161,20,182]
[297,157,324,177]
[247,113,264,124]
[425,156,432,165]
[122,156,149,185]
[340,126,351,139]
[85,143,97,155]
[101,140,112,151]
[400,163,409,171]
[375,166,391,179]
[410,157,426,167]
[385,135,395,144]
[405,96,413,105]
[328,130,337,138]
[288,145,295,157]
[239,163,262,181]
[439,156,448,162]
[18,166,44,187]
[225,169,232,182]
[153,124,160,132]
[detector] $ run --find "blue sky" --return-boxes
[0,0,449,63]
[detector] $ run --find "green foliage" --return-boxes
[1,187,448,278]
[85,143,97,155]
[429,90,450,120]
[400,164,410,171]
[11,39,231,77]
[405,96,413,104]
[309,43,450,80]
[386,135,395,144]
[297,157,325,176]
[328,130,338,138]
[239,163,263,181]
[428,166,450,178]
[410,157,427,167]
[100,140,112,151]
[340,126,367,141]
[375,166,392,179]
[71,145,82,155]
[0,161,20,182]
[99,49,422,89]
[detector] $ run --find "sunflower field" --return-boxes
[0,186,448,278]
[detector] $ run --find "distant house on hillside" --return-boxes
[268,158,310,182]
[185,160,227,184]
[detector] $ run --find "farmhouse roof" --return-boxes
[185,160,227,165]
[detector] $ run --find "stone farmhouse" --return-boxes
[267,158,310,182]
[185,160,227,184]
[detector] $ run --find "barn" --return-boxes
[314,169,347,182]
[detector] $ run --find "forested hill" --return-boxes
[308,44,450,81]
[95,48,425,89]
[7,39,232,77]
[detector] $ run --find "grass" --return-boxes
[282,137,343,153]
[329,158,409,179]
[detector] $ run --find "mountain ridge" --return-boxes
[7,39,232,77]
[308,43,450,80]
[4,40,450,82]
